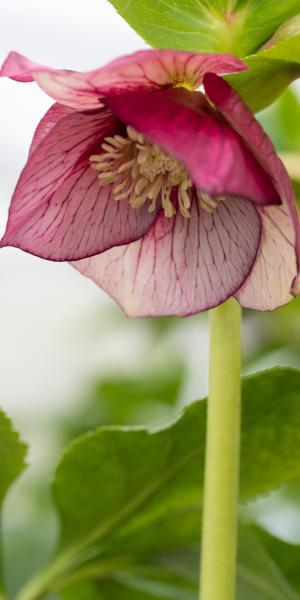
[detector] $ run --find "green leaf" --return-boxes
[16,369,300,599]
[28,366,300,599]
[105,0,300,56]
[54,367,300,547]
[63,569,196,600]
[61,524,300,600]
[0,408,27,506]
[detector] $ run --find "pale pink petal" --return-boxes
[1,109,158,260]
[0,51,97,110]
[204,72,300,298]
[73,196,261,317]
[236,205,296,310]
[1,50,245,110]
[106,89,279,207]
[86,49,245,93]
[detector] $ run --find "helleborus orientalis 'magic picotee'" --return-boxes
[1,49,300,316]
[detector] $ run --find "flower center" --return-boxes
[90,127,224,218]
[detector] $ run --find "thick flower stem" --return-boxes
[200,298,241,600]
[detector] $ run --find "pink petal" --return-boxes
[0,52,96,109]
[0,51,45,82]
[1,108,158,260]
[0,50,245,110]
[236,205,296,310]
[204,72,300,298]
[106,88,280,207]
[87,49,245,94]
[73,196,261,317]
[29,103,74,157]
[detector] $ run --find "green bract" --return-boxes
[227,34,300,111]
[105,0,300,111]
[105,0,300,56]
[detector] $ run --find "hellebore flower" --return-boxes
[1,50,300,316]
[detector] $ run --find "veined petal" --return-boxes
[29,103,74,157]
[0,51,100,109]
[0,50,245,110]
[106,89,280,207]
[0,108,158,260]
[204,72,300,296]
[87,50,245,93]
[236,205,296,310]
[73,196,261,317]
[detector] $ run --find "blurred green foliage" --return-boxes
[0,410,26,593]
[254,526,300,595]
[0,410,26,507]
[61,525,300,600]
[61,364,184,439]
[258,87,300,152]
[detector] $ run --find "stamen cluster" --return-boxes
[90,127,224,217]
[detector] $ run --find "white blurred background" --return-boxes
[0,0,212,534]
[0,0,147,427]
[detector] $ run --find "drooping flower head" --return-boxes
[1,49,300,316]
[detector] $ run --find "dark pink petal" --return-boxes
[73,196,261,317]
[236,205,296,310]
[0,50,245,110]
[1,108,158,260]
[106,89,280,207]
[204,72,300,298]
[29,103,74,157]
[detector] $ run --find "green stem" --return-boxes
[200,298,241,600]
